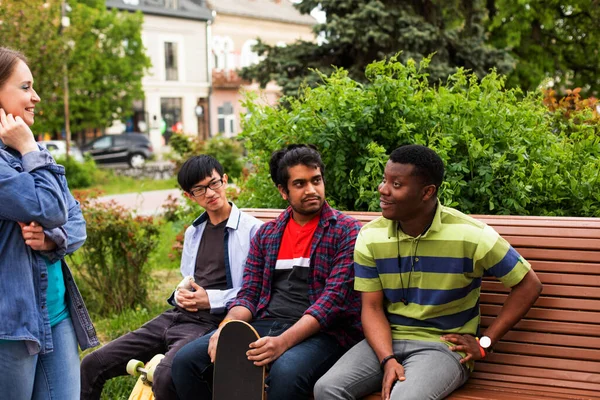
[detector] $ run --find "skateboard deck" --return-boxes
[127,353,165,400]
[213,320,265,400]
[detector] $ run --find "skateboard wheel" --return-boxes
[146,354,165,383]
[126,359,144,377]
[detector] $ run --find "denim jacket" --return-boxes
[169,203,263,314]
[0,141,99,355]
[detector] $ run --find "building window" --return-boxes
[217,102,236,137]
[241,39,259,68]
[212,36,235,71]
[160,97,182,144]
[164,42,179,81]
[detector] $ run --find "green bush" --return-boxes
[68,198,161,316]
[238,56,600,217]
[56,155,99,189]
[167,133,245,182]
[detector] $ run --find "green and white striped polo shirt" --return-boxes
[354,202,530,343]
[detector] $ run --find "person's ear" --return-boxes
[422,184,436,201]
[222,173,228,185]
[277,184,288,201]
[183,191,193,201]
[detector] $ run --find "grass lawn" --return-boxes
[92,173,178,196]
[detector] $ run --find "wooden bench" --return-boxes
[243,208,600,400]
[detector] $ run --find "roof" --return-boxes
[106,0,212,21]
[207,0,316,26]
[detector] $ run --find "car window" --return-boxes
[46,144,59,151]
[91,136,112,150]
[114,137,128,146]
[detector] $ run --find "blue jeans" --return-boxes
[172,319,344,400]
[0,318,80,400]
[314,338,470,400]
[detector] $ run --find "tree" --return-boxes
[240,0,514,97]
[241,0,600,97]
[0,0,150,136]
[489,0,600,96]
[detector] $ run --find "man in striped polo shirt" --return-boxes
[315,144,542,400]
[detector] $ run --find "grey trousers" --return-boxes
[314,338,470,400]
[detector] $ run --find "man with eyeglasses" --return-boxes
[171,144,364,400]
[80,155,263,400]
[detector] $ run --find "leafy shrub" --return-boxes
[239,56,600,217]
[167,132,245,181]
[56,155,99,189]
[68,196,161,316]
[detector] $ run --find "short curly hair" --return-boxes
[389,144,444,191]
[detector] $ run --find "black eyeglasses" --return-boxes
[189,179,224,197]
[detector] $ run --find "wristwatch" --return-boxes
[479,335,493,355]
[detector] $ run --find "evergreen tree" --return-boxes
[240,0,514,97]
[241,0,600,97]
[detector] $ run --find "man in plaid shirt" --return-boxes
[172,144,363,400]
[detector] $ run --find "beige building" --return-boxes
[207,0,316,138]
[106,0,212,150]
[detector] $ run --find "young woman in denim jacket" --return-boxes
[0,47,98,400]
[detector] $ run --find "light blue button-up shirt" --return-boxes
[175,202,263,314]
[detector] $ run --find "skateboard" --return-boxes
[126,354,165,400]
[213,320,265,400]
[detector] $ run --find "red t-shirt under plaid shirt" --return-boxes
[265,215,319,320]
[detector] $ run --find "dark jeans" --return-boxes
[171,319,344,400]
[80,308,218,400]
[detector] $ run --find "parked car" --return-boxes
[38,140,85,163]
[81,133,153,168]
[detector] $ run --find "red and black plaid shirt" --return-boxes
[229,202,363,349]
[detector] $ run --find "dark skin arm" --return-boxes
[362,291,406,400]
[441,270,543,363]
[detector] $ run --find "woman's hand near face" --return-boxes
[0,108,38,155]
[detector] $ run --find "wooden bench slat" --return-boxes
[533,272,600,286]
[476,363,600,384]
[518,248,600,262]
[480,316,600,337]
[493,225,600,239]
[479,353,600,374]
[454,380,599,399]
[504,236,600,250]
[482,281,600,299]
[469,371,600,392]
[491,341,600,362]
[472,216,600,229]
[480,329,600,350]
[452,384,594,400]
[481,304,600,324]
[449,387,576,400]
[481,292,600,312]
[527,260,600,274]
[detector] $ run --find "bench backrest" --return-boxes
[242,208,600,399]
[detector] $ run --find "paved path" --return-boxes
[97,189,183,216]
